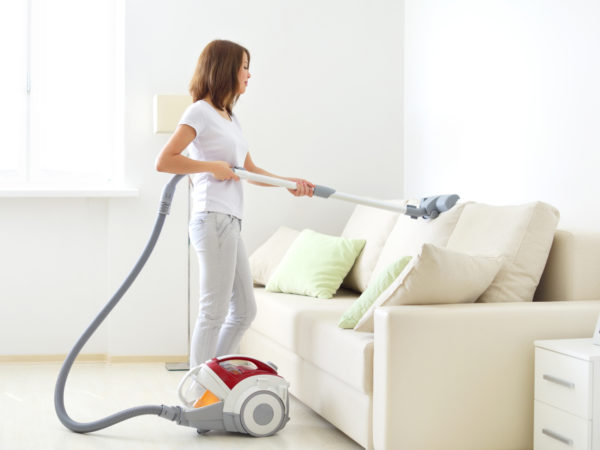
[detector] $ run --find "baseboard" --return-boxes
[0,354,188,363]
[108,355,188,363]
[0,354,106,363]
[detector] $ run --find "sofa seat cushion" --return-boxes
[251,287,374,393]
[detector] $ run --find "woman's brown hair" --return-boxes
[189,40,250,117]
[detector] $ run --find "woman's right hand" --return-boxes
[210,161,240,181]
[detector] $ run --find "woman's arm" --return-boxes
[243,153,314,197]
[155,124,239,181]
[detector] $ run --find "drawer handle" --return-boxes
[542,428,573,446]
[542,374,575,389]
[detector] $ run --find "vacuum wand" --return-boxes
[233,167,459,219]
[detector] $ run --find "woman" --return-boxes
[156,39,314,368]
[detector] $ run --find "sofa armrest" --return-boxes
[535,230,600,301]
[373,301,600,450]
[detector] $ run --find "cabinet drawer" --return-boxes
[535,348,592,418]
[534,400,591,450]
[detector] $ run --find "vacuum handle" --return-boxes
[215,355,278,375]
[233,167,297,190]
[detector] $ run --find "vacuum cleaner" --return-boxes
[54,168,459,438]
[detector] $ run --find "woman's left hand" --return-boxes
[286,178,315,197]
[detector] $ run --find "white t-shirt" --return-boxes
[179,100,249,219]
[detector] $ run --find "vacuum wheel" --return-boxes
[239,390,286,437]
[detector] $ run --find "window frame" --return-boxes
[0,0,129,195]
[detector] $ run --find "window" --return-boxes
[0,0,124,187]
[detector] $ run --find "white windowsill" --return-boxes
[0,185,139,198]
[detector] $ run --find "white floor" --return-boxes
[0,361,362,450]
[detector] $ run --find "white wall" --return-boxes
[0,0,403,357]
[404,0,600,231]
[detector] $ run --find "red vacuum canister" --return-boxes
[177,355,290,436]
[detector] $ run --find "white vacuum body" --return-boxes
[176,355,290,436]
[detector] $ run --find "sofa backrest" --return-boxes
[534,229,600,301]
[340,202,599,303]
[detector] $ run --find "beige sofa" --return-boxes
[240,201,600,450]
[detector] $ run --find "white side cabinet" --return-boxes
[534,338,600,450]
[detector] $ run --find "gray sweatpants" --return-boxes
[188,211,257,368]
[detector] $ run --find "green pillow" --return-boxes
[265,229,366,299]
[338,256,412,329]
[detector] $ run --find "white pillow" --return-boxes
[249,226,299,286]
[341,203,404,292]
[354,244,502,332]
[368,201,467,286]
[446,201,559,302]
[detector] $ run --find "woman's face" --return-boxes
[237,53,251,94]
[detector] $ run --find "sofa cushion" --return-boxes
[266,229,365,299]
[251,287,373,393]
[369,202,467,286]
[446,201,559,302]
[338,256,412,329]
[354,244,502,332]
[249,226,300,286]
[341,204,404,293]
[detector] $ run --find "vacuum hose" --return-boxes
[54,174,185,433]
